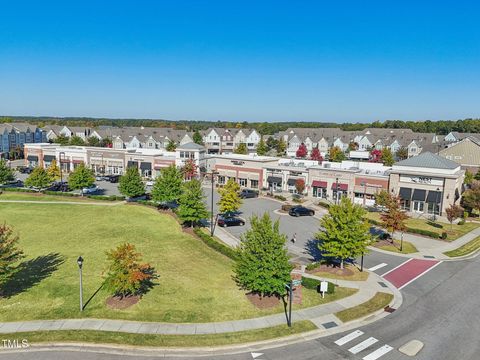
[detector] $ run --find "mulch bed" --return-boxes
[246,292,281,309]
[374,239,397,248]
[106,295,140,310]
[306,264,355,277]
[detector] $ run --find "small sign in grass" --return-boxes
[335,292,393,323]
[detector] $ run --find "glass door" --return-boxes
[413,201,424,213]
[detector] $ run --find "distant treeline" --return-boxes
[1,116,479,136]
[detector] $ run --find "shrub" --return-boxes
[87,194,125,201]
[458,219,466,225]
[281,204,293,212]
[193,228,238,260]
[43,191,79,197]
[405,227,440,239]
[317,201,330,209]
[301,277,335,294]
[274,195,287,201]
[441,232,448,240]
[0,187,38,193]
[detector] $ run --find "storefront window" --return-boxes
[217,176,226,185]
[427,202,440,215]
[400,199,411,211]
[250,180,258,189]
[239,178,247,187]
[313,187,327,198]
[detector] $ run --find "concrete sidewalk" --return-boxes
[0,271,398,336]
[373,224,480,260]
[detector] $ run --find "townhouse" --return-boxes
[0,123,47,159]
[201,128,261,154]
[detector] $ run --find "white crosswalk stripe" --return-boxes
[334,330,364,346]
[368,263,388,271]
[349,337,379,354]
[363,345,394,360]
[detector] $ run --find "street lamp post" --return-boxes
[361,181,367,207]
[335,177,339,205]
[77,256,84,311]
[434,187,440,221]
[285,281,293,327]
[59,152,65,187]
[210,171,219,236]
[400,232,404,252]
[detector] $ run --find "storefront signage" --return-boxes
[231,160,245,165]
[400,175,443,186]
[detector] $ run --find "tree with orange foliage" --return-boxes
[104,243,157,298]
[182,158,198,180]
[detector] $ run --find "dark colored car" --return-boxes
[240,189,258,199]
[288,206,315,217]
[17,166,33,174]
[107,175,121,183]
[47,181,70,192]
[217,216,245,227]
[379,232,392,240]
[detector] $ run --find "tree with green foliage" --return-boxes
[100,137,113,148]
[316,197,371,269]
[396,147,408,160]
[46,159,61,181]
[104,243,156,298]
[276,138,287,156]
[266,136,278,151]
[0,160,15,184]
[166,140,177,152]
[69,135,85,146]
[68,163,95,195]
[119,166,145,198]
[218,178,242,214]
[193,131,204,145]
[177,179,209,227]
[475,169,480,181]
[54,135,69,145]
[234,142,248,155]
[234,213,292,297]
[381,148,395,166]
[24,167,52,189]
[0,223,24,291]
[374,189,391,208]
[328,146,346,162]
[151,165,183,203]
[87,136,100,147]
[461,181,480,215]
[464,170,474,185]
[256,137,268,156]
[380,193,409,240]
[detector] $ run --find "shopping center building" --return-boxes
[389,152,464,216]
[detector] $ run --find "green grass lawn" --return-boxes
[365,212,479,241]
[0,200,355,323]
[335,292,393,322]
[444,235,480,257]
[374,239,418,254]
[0,192,105,202]
[311,266,370,281]
[0,320,317,347]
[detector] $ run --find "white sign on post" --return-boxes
[320,281,328,298]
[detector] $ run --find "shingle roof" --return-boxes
[395,152,460,169]
[177,142,205,150]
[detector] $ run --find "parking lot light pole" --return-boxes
[59,152,65,186]
[210,171,219,236]
[77,256,84,311]
[434,187,440,221]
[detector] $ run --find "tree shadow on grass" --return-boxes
[1,253,65,298]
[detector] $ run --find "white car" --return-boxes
[145,180,154,187]
[82,185,100,194]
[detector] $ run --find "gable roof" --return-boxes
[395,152,460,169]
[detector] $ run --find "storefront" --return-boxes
[389,152,464,217]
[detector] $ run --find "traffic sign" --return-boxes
[292,279,302,286]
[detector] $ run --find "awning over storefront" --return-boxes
[399,187,412,200]
[426,191,442,203]
[43,155,55,162]
[27,155,38,161]
[287,178,299,186]
[312,180,327,188]
[127,161,138,168]
[267,176,282,183]
[412,189,427,201]
[140,162,152,171]
[72,159,84,164]
[331,183,348,191]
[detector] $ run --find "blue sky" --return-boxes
[1,1,479,122]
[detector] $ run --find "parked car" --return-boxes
[288,206,315,217]
[145,179,154,187]
[82,185,100,194]
[217,216,245,227]
[4,179,24,187]
[17,166,33,174]
[47,181,70,192]
[95,175,109,181]
[240,189,258,199]
[379,232,392,241]
[107,175,121,183]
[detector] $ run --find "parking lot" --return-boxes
[203,187,322,257]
